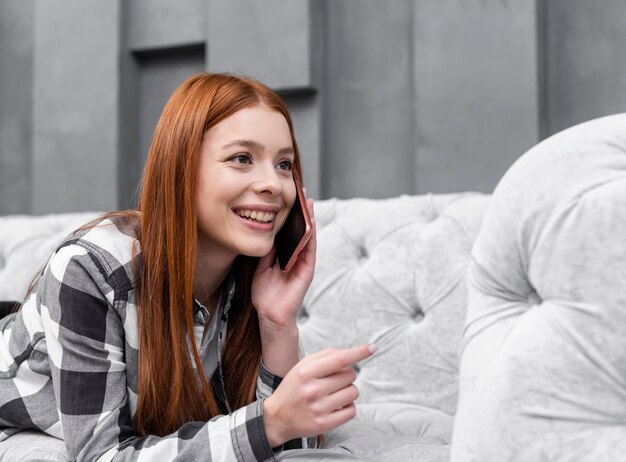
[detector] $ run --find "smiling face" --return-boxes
[195,103,297,265]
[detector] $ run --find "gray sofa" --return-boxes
[1,113,624,461]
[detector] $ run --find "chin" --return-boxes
[239,243,275,258]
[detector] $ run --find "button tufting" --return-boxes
[358,246,368,260]
[410,310,425,322]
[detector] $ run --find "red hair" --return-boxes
[134,73,303,435]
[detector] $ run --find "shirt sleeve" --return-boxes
[38,242,277,462]
[256,360,284,400]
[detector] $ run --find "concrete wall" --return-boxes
[323,0,415,199]
[543,0,626,135]
[413,0,539,194]
[31,0,121,214]
[2,0,626,214]
[0,1,34,214]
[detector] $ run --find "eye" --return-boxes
[230,153,252,164]
[276,159,294,171]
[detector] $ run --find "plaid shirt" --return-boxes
[0,218,314,461]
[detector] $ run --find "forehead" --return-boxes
[204,104,292,148]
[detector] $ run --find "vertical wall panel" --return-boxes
[7,1,626,215]
[207,0,312,90]
[127,0,204,51]
[32,0,121,213]
[119,1,207,209]
[323,0,415,199]
[283,94,321,199]
[544,0,626,136]
[135,48,206,170]
[0,0,34,214]
[414,0,539,194]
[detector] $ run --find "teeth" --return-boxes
[236,210,275,223]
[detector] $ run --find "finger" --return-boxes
[301,346,341,364]
[315,366,357,395]
[311,344,376,378]
[306,198,315,219]
[317,403,357,432]
[299,217,316,264]
[256,245,277,273]
[318,384,360,414]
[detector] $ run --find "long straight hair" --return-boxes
[134,73,303,436]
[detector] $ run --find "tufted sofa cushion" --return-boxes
[0,212,102,301]
[451,114,626,460]
[299,193,489,442]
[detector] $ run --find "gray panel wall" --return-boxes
[0,1,34,215]
[544,0,626,135]
[323,0,415,199]
[413,0,539,194]
[31,0,121,214]
[2,0,626,214]
[127,0,204,51]
[118,0,206,209]
[207,0,312,90]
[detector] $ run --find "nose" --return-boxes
[252,162,282,196]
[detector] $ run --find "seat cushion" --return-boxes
[452,114,626,460]
[0,430,67,461]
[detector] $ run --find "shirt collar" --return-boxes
[192,270,236,324]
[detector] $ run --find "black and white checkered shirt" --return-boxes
[0,218,314,461]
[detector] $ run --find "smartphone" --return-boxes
[275,171,312,272]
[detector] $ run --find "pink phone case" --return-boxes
[280,172,312,272]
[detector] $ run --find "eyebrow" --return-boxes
[222,139,294,156]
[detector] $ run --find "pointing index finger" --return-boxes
[312,344,377,378]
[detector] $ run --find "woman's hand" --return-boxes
[252,198,316,330]
[263,343,376,448]
[252,198,316,377]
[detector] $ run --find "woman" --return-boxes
[0,73,375,461]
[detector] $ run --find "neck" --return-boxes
[193,241,236,314]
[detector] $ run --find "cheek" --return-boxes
[273,183,297,230]
[286,180,297,207]
[288,192,297,212]
[283,183,298,219]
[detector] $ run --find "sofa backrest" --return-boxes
[300,193,490,415]
[0,212,102,302]
[451,113,626,460]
